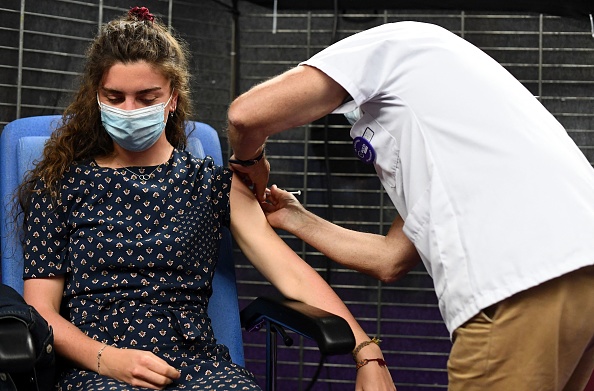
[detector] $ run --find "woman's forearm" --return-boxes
[230,176,373,345]
[24,278,104,373]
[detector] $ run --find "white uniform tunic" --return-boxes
[301,21,594,334]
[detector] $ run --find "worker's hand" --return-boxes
[229,155,270,203]
[261,184,305,232]
[99,346,180,390]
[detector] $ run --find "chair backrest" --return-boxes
[0,115,244,365]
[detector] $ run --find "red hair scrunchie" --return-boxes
[128,6,155,23]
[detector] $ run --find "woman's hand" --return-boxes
[354,343,397,391]
[355,363,397,391]
[99,346,180,390]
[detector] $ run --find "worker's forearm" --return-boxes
[227,65,348,159]
[227,121,268,160]
[287,209,415,283]
[226,85,275,160]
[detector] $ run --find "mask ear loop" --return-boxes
[164,88,175,106]
[167,89,176,119]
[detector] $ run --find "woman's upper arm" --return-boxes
[23,182,70,280]
[24,276,65,314]
[229,174,310,292]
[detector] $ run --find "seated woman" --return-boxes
[17,7,394,391]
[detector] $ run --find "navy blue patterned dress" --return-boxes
[23,150,261,390]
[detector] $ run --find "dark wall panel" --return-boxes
[1,1,593,390]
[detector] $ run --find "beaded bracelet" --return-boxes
[352,337,381,361]
[356,358,387,370]
[97,344,108,375]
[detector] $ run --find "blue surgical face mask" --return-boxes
[98,91,173,152]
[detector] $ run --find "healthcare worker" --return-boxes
[227,21,594,391]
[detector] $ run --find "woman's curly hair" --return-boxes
[17,7,193,219]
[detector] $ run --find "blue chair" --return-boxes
[0,115,355,391]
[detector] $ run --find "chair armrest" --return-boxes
[240,296,355,355]
[0,317,36,372]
